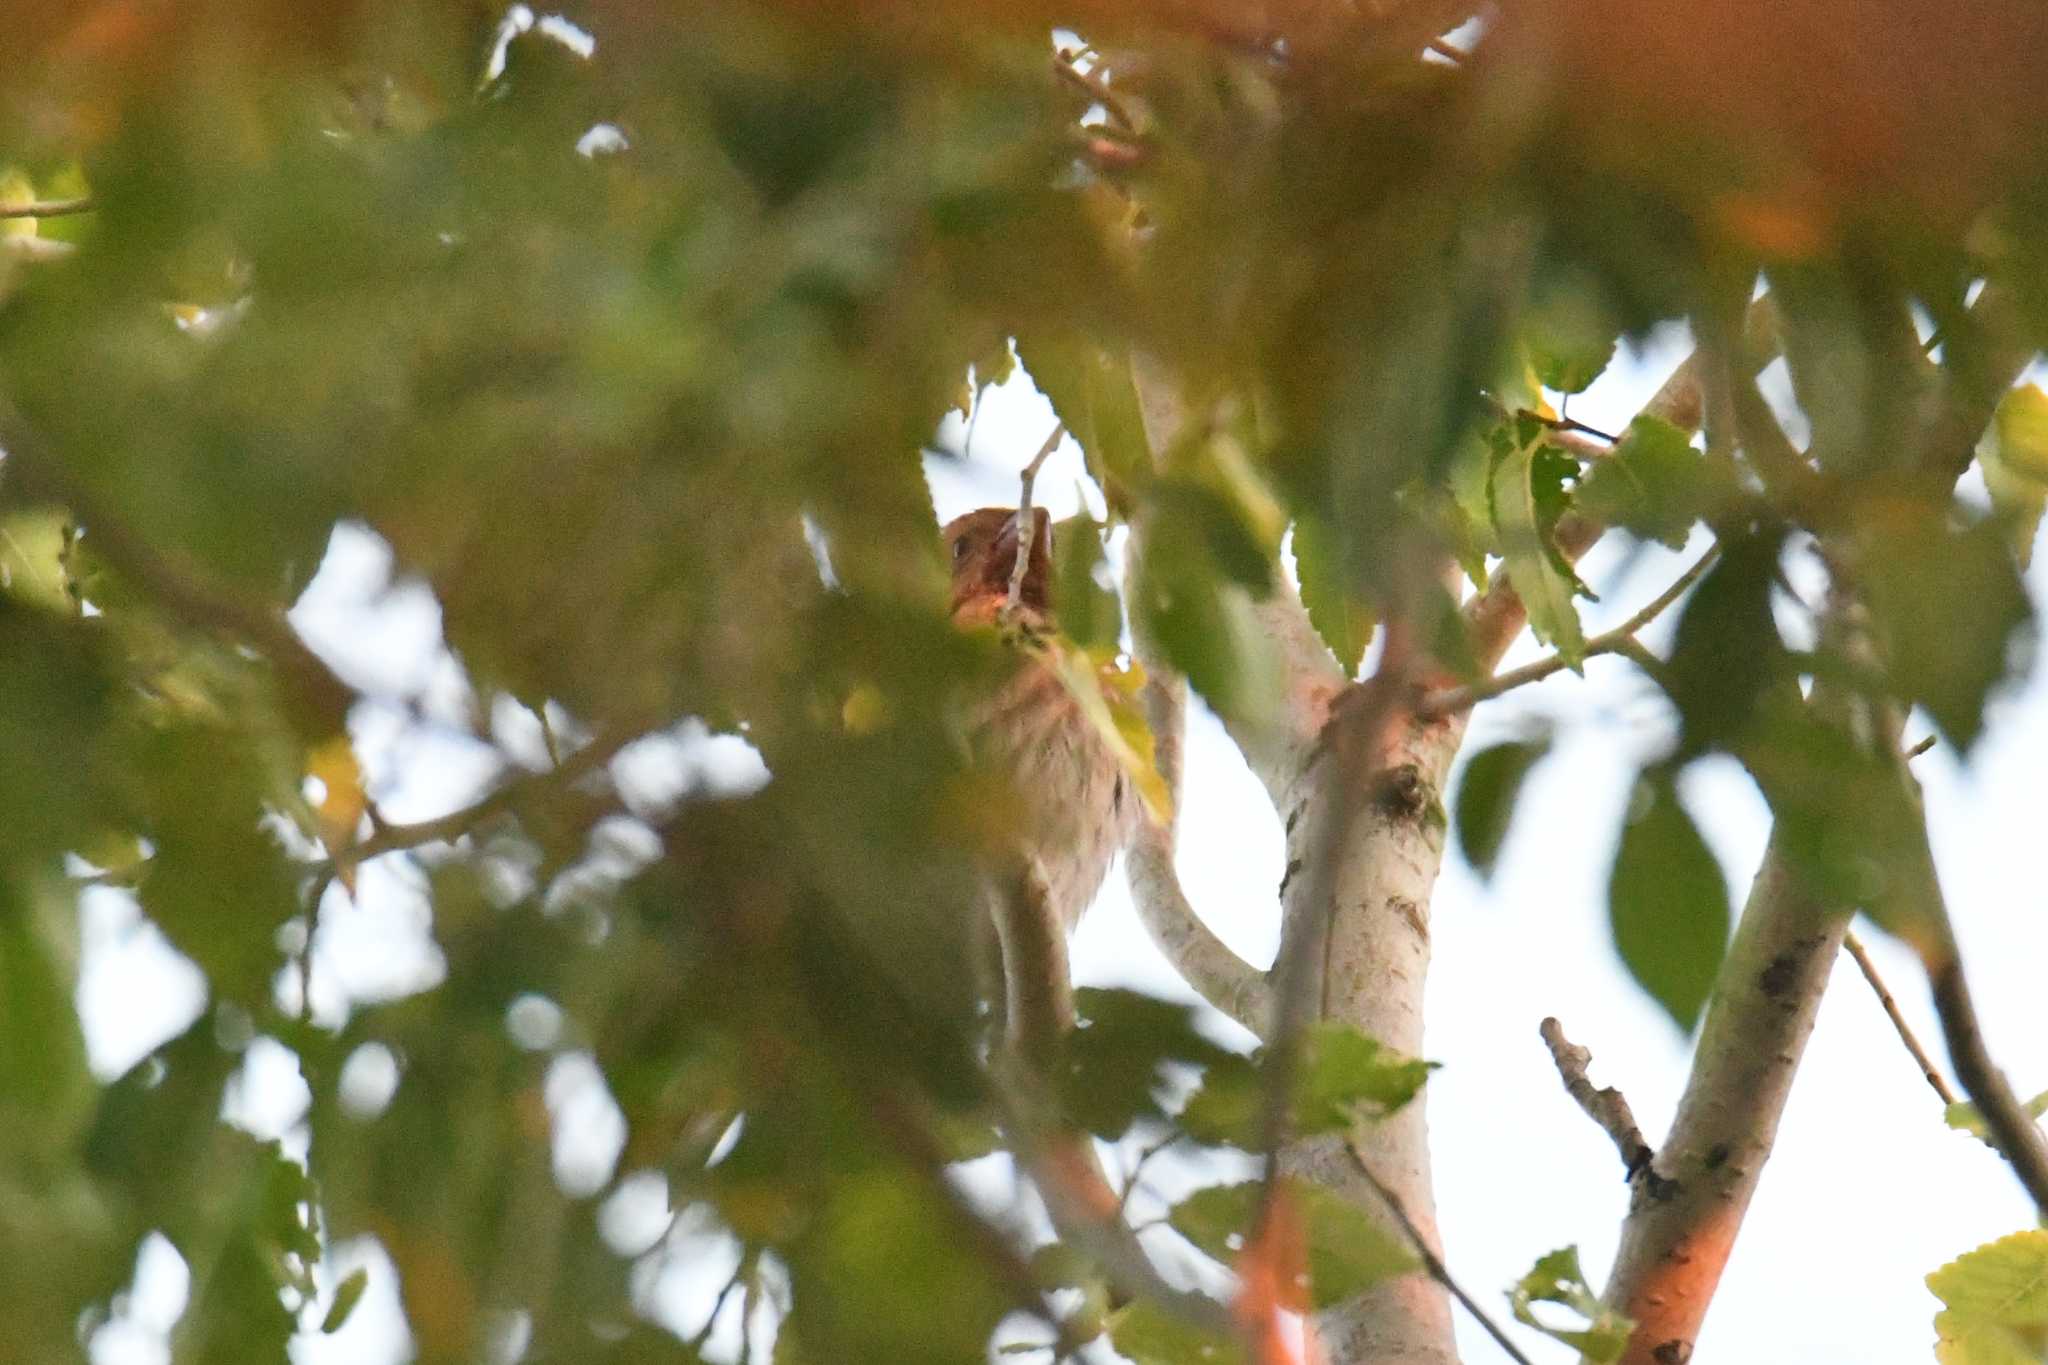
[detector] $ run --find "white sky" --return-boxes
[75,339,2048,1364]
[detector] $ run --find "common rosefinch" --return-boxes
[944,506,1133,944]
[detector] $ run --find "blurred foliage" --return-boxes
[0,0,2044,1359]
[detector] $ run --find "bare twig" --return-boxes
[1347,1142,1537,1365]
[1007,424,1064,617]
[1424,547,1717,718]
[1842,932,1957,1108]
[1528,408,1621,446]
[1904,734,1937,760]
[1117,1131,1184,1216]
[1539,1018,1655,1180]
[0,195,94,220]
[1051,54,1140,132]
[329,723,637,870]
[688,1257,749,1352]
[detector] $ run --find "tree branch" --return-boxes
[1125,670,1271,1035]
[327,723,639,871]
[984,863,1241,1336]
[1422,548,1716,718]
[0,195,94,219]
[1598,826,1847,1365]
[1538,1018,1656,1183]
[1842,931,1957,1108]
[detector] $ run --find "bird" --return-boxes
[943,506,1133,945]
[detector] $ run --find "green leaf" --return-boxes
[1858,513,2032,753]
[1488,415,1589,663]
[1608,772,1730,1032]
[1050,514,1120,653]
[1016,336,1153,515]
[1151,477,1275,597]
[1508,1246,1634,1363]
[1179,1022,1434,1148]
[1060,988,1232,1138]
[1129,496,1279,728]
[1980,385,2048,568]
[0,872,94,1151]
[1574,415,1706,549]
[1108,1297,1245,1365]
[321,1267,371,1334]
[1523,264,1621,396]
[1292,513,1377,676]
[1664,531,1789,760]
[1453,737,1551,881]
[1945,1091,2048,1146]
[788,1171,1012,1363]
[1167,1178,1417,1309]
[1929,1229,2048,1365]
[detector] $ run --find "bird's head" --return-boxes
[944,506,1053,626]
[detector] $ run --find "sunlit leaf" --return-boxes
[1488,414,1589,663]
[1978,385,2048,568]
[1574,415,1706,549]
[1508,1246,1634,1363]
[1929,1229,2048,1365]
[1944,1091,2048,1147]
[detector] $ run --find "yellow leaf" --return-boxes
[307,735,367,890]
[0,167,37,240]
[1043,640,1172,826]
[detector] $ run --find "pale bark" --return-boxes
[1594,288,2038,1358]
[1127,669,1272,1034]
[1599,840,1845,1365]
[1284,705,1469,1365]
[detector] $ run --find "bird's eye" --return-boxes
[951,537,972,563]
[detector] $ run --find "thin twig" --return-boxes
[1539,1018,1657,1179]
[1347,1142,1537,1365]
[328,724,637,869]
[0,195,94,220]
[1006,424,1063,616]
[1842,932,1958,1108]
[1116,1131,1183,1216]
[1424,37,1466,64]
[1051,54,1139,132]
[688,1260,748,1352]
[1533,410,1621,445]
[1904,734,1937,760]
[1422,547,1717,717]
